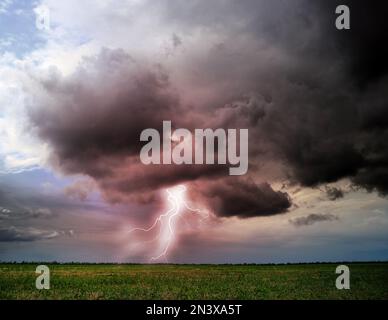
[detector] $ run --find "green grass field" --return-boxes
[1,263,387,300]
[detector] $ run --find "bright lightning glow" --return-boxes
[128,185,208,261]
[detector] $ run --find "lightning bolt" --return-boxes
[128,185,208,261]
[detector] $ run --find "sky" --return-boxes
[1,0,388,263]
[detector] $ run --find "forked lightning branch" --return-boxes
[128,185,208,262]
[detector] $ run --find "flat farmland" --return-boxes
[0,263,387,300]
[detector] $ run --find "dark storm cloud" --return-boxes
[191,178,291,218]
[353,168,388,197]
[247,0,388,194]
[290,213,339,227]
[177,0,388,87]
[26,1,388,218]
[316,0,388,87]
[28,48,231,202]
[161,0,388,195]
[28,48,289,217]
[29,48,179,174]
